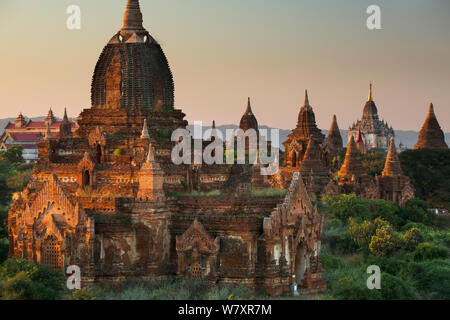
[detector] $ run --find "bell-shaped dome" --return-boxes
[91,0,174,114]
[362,82,379,119]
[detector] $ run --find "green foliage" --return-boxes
[413,259,450,299]
[399,198,434,226]
[322,195,370,222]
[0,259,64,300]
[369,224,401,257]
[67,287,97,300]
[0,146,24,164]
[249,188,287,197]
[113,148,125,156]
[89,278,256,300]
[399,149,450,209]
[379,273,418,300]
[0,238,8,265]
[403,227,425,251]
[322,220,358,254]
[362,152,385,177]
[6,169,32,192]
[413,243,448,261]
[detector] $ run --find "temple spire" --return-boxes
[63,108,69,122]
[245,97,253,114]
[382,138,402,176]
[140,118,150,139]
[328,114,343,151]
[304,90,310,107]
[414,103,448,150]
[368,82,373,101]
[121,0,146,34]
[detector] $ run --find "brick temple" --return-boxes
[7,0,326,296]
[414,103,448,150]
[7,0,429,296]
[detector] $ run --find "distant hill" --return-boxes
[1,118,448,151]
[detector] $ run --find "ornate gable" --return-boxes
[176,218,220,253]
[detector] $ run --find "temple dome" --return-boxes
[90,0,174,114]
[362,83,378,119]
[239,98,258,132]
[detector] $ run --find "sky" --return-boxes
[0,0,449,131]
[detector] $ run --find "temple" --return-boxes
[348,82,394,152]
[377,138,415,205]
[7,0,326,296]
[414,103,448,150]
[0,109,77,162]
[327,115,343,156]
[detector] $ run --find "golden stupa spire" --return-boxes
[368,82,373,101]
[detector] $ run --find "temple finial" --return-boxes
[245,97,252,114]
[121,0,145,34]
[304,90,310,106]
[429,103,434,115]
[368,82,373,101]
[63,108,69,122]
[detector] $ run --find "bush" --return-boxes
[0,238,8,265]
[403,227,425,251]
[413,243,448,261]
[369,225,401,257]
[399,198,434,226]
[413,259,450,299]
[0,259,64,300]
[113,148,125,156]
[6,169,32,192]
[322,195,370,222]
[322,220,358,254]
[331,275,382,300]
[67,288,97,300]
[379,273,417,300]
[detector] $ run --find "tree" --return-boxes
[399,149,450,209]
[0,259,64,300]
[0,146,24,164]
[362,152,385,177]
[369,224,400,257]
[413,243,448,261]
[403,227,424,251]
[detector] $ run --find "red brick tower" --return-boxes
[414,103,448,150]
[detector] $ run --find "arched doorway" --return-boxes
[291,151,297,167]
[95,144,102,164]
[82,170,90,187]
[294,243,307,286]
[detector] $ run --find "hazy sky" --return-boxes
[0,0,449,131]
